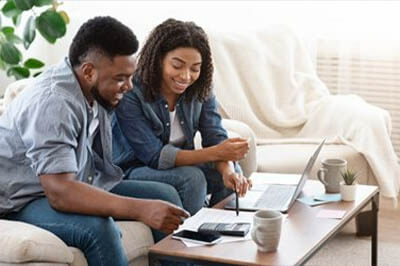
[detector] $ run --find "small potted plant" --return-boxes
[340,169,358,201]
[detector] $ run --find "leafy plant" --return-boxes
[0,0,69,80]
[341,169,357,185]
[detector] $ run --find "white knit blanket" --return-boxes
[208,25,400,199]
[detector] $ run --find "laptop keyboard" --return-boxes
[254,184,296,209]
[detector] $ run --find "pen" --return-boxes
[235,185,239,216]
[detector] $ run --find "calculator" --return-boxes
[198,222,251,236]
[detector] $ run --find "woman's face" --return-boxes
[161,47,202,98]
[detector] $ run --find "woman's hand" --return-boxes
[212,138,250,161]
[222,171,252,197]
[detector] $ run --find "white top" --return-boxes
[88,101,99,144]
[169,110,185,146]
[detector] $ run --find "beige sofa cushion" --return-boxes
[0,220,73,264]
[0,220,153,266]
[70,221,154,266]
[256,143,376,186]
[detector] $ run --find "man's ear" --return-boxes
[81,62,98,85]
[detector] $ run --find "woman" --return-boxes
[112,18,251,215]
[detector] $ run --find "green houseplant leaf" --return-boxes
[2,0,22,18]
[59,10,69,24]
[0,0,68,80]
[23,15,35,48]
[13,0,35,11]
[2,26,22,44]
[0,41,21,64]
[7,65,30,79]
[33,0,53,7]
[1,26,14,34]
[24,58,44,68]
[12,13,21,26]
[341,169,357,185]
[32,71,41,77]
[36,10,66,43]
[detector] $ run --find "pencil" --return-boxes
[235,188,239,216]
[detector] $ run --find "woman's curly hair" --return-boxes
[136,18,213,102]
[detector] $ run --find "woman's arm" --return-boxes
[175,137,249,166]
[115,90,175,169]
[175,94,249,166]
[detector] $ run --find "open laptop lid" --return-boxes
[284,138,326,211]
[224,139,325,213]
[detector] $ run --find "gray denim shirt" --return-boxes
[0,58,123,215]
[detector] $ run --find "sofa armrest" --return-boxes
[221,119,257,177]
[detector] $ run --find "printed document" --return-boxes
[175,208,254,247]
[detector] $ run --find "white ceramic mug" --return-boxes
[317,158,347,193]
[251,209,283,252]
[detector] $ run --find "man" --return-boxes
[0,16,189,265]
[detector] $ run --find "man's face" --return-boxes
[90,55,136,110]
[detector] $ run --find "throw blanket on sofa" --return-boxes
[208,25,400,199]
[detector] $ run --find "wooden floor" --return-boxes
[378,196,400,243]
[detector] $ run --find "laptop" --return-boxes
[225,139,325,213]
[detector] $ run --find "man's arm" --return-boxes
[40,173,189,234]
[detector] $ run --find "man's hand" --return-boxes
[222,171,252,197]
[213,138,249,161]
[139,200,190,234]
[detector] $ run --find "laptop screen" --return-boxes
[287,139,326,207]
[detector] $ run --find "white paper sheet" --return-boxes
[175,208,254,247]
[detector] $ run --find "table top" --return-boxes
[149,180,378,266]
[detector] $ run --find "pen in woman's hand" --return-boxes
[235,185,239,216]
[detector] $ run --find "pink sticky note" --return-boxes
[316,210,346,219]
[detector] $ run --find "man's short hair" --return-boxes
[69,16,139,67]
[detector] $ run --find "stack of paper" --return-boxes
[175,208,254,247]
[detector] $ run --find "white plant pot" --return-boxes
[340,182,357,201]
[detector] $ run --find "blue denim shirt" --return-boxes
[0,58,123,215]
[112,79,228,171]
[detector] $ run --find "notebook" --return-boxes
[225,139,325,213]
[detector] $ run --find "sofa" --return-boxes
[0,79,257,266]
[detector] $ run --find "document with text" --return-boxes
[175,208,254,247]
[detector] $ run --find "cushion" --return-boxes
[256,143,376,185]
[68,221,153,266]
[118,221,154,262]
[0,220,73,263]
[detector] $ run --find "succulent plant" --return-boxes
[341,169,357,185]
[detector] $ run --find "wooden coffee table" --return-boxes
[149,180,379,266]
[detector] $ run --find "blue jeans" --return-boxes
[126,164,235,215]
[5,180,183,266]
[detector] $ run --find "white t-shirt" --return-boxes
[88,101,99,145]
[169,110,185,146]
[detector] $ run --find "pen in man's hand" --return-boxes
[235,185,239,216]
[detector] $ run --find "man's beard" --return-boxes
[90,85,118,111]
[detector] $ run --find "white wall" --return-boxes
[1,0,400,95]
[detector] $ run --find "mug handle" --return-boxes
[317,167,328,186]
[251,226,265,246]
